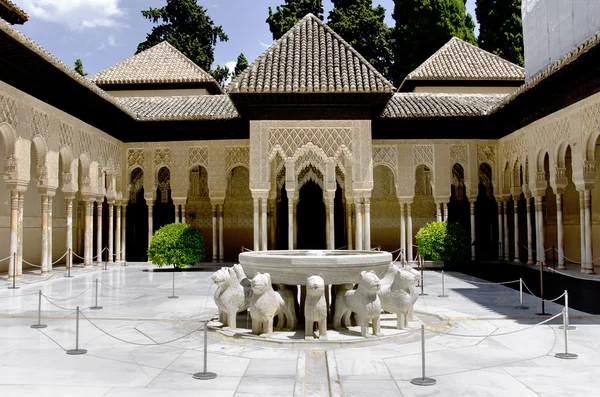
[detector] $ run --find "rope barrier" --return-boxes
[42,284,94,301]
[35,328,67,351]
[72,252,85,260]
[0,255,12,263]
[547,291,567,303]
[444,273,520,286]
[20,275,54,284]
[51,251,68,266]
[520,280,568,304]
[241,247,253,252]
[79,311,204,346]
[22,259,42,268]
[41,293,78,311]
[548,267,599,281]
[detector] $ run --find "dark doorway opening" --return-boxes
[297,181,326,249]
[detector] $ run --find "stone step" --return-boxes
[294,350,342,397]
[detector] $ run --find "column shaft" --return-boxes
[41,195,49,273]
[17,194,23,275]
[355,200,363,251]
[579,191,586,272]
[535,196,545,264]
[108,203,114,263]
[181,204,186,224]
[364,198,371,250]
[346,202,353,250]
[218,204,224,261]
[121,206,126,262]
[253,198,260,251]
[503,201,509,260]
[288,199,294,250]
[293,200,298,249]
[212,204,218,261]
[66,197,73,269]
[174,205,179,223]
[84,200,94,267]
[8,191,18,279]
[96,200,103,265]
[400,203,406,262]
[406,203,413,261]
[556,193,565,269]
[325,201,330,249]
[526,198,533,264]
[584,190,594,273]
[48,196,53,271]
[436,202,442,222]
[442,202,448,222]
[115,205,122,264]
[497,201,503,259]
[147,200,154,256]
[470,200,476,261]
[261,198,268,251]
[513,199,520,263]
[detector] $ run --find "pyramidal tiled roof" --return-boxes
[0,0,29,24]
[383,93,507,118]
[90,41,218,86]
[115,95,239,121]
[405,37,525,82]
[227,14,395,94]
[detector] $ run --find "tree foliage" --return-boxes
[74,58,87,77]
[136,0,228,73]
[211,65,231,88]
[328,0,393,81]
[234,53,249,77]
[476,0,523,66]
[148,223,205,268]
[267,0,324,40]
[392,0,477,84]
[416,221,469,261]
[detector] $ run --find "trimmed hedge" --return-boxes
[148,223,205,268]
[415,221,469,261]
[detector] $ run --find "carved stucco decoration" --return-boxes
[189,146,209,168]
[59,122,74,149]
[298,164,324,190]
[226,146,250,172]
[127,148,144,171]
[477,145,496,168]
[372,165,399,228]
[0,94,18,129]
[154,148,172,168]
[31,109,50,140]
[129,167,143,203]
[188,165,209,200]
[170,144,188,197]
[79,130,92,156]
[582,103,600,160]
[450,144,468,167]
[225,166,252,228]
[372,145,398,185]
[413,145,433,168]
[269,128,352,159]
[157,166,171,203]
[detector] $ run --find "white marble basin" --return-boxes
[238,250,392,285]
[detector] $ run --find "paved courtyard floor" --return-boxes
[1,262,599,396]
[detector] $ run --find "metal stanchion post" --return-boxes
[193,320,217,380]
[535,260,549,315]
[66,306,87,355]
[65,248,73,278]
[168,271,179,299]
[555,307,578,359]
[419,256,427,296]
[90,279,102,310]
[438,271,448,298]
[31,290,47,328]
[8,252,19,290]
[515,278,529,310]
[411,324,436,386]
[559,290,575,331]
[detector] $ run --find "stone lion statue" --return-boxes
[333,270,382,337]
[275,284,297,331]
[212,267,249,330]
[304,275,327,340]
[379,268,418,329]
[249,273,296,335]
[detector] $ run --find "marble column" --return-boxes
[346,200,353,250]
[503,200,509,260]
[327,194,335,250]
[121,205,126,262]
[497,201,503,259]
[579,191,586,272]
[400,202,406,262]
[584,190,594,273]
[218,204,224,261]
[526,196,534,264]
[513,199,520,263]
[17,193,24,275]
[325,199,330,249]
[364,197,371,250]
[261,198,268,251]
[96,199,103,265]
[436,202,442,222]
[147,200,154,253]
[65,196,74,269]
[556,193,565,269]
[269,200,276,250]
[212,203,218,261]
[108,201,114,263]
[469,198,476,261]
[253,197,260,251]
[287,195,294,250]
[534,195,545,264]
[115,204,121,264]
[406,203,413,262]
[8,190,18,280]
[41,194,49,273]
[293,199,298,249]
[442,202,448,222]
[355,199,363,251]
[48,195,53,271]
[174,205,179,223]
[181,204,186,224]
[84,199,94,267]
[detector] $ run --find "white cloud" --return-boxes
[96,35,117,51]
[107,35,117,47]
[259,42,271,49]
[225,61,236,74]
[20,0,125,31]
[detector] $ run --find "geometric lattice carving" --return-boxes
[477,145,495,167]
[335,165,345,189]
[450,144,468,166]
[157,167,171,203]
[108,141,122,172]
[269,128,352,158]
[31,109,50,139]
[154,148,172,168]
[298,164,323,189]
[373,145,397,168]
[225,166,252,228]
[372,165,395,197]
[189,147,209,168]
[413,145,433,167]
[59,122,74,148]
[295,150,325,177]
[583,103,600,140]
[188,165,209,199]
[0,94,18,128]
[79,130,92,155]
[127,149,144,170]
[227,166,251,197]
[98,139,109,168]
[225,146,249,171]
[554,117,570,144]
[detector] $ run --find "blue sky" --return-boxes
[15,0,478,76]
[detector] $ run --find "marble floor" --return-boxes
[1,262,599,396]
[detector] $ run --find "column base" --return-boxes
[41,271,52,275]
[513,259,521,264]
[95,262,103,267]
[581,268,595,274]
[527,260,534,265]
[557,265,566,270]
[6,275,23,281]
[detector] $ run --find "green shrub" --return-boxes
[415,221,469,261]
[148,223,205,268]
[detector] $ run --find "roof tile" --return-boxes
[115,95,239,121]
[383,93,507,118]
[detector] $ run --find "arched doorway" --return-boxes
[297,181,326,249]
[126,168,148,261]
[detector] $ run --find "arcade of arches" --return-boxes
[2,85,600,277]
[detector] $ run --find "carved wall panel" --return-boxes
[226,146,249,172]
[189,146,209,168]
[31,109,50,140]
[0,94,18,128]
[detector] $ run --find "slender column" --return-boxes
[261,198,268,251]
[497,201,503,260]
[115,205,121,264]
[328,195,335,250]
[469,198,476,261]
[346,200,353,250]
[17,193,24,275]
[442,202,448,222]
[48,195,53,271]
[535,195,545,264]
[584,190,594,273]
[147,200,154,252]
[174,204,179,223]
[287,195,294,250]
[325,199,330,249]
[269,201,276,250]
[364,197,371,250]
[436,202,442,222]
[212,203,218,261]
[181,204,186,224]
[253,197,260,251]
[95,199,103,265]
[293,199,298,249]
[556,193,565,269]
[513,199,520,263]
[40,194,49,273]
[355,200,363,250]
[84,199,94,267]
[8,190,18,280]
[218,204,224,261]
[108,202,114,263]
[121,205,126,262]
[65,196,74,269]
[503,200,509,260]
[526,196,533,264]
[400,202,406,262]
[579,191,586,272]
[406,203,413,262]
